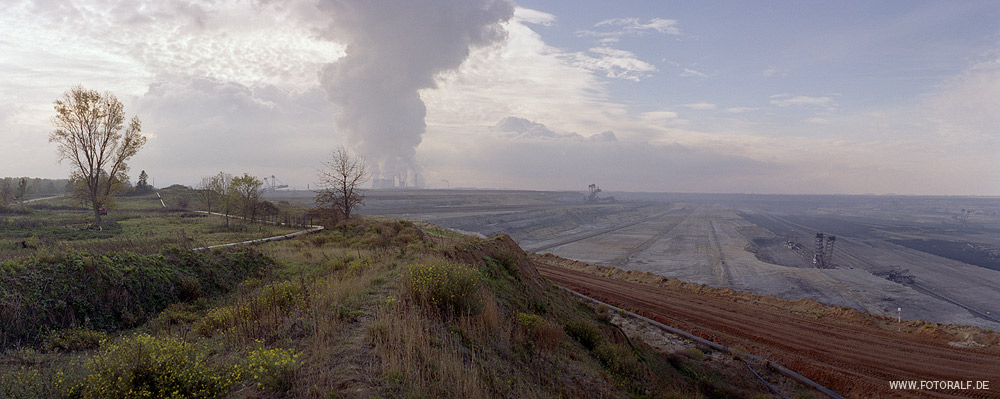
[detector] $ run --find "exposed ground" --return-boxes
[2,192,805,398]
[282,189,1000,331]
[533,255,1000,398]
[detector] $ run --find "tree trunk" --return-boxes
[92,202,102,226]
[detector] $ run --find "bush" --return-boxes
[243,342,299,392]
[194,281,305,338]
[564,321,602,350]
[62,334,233,398]
[42,327,107,352]
[405,262,482,315]
[593,342,642,380]
[0,247,274,347]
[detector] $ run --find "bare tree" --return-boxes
[316,146,369,220]
[204,172,234,227]
[49,86,146,225]
[195,175,219,213]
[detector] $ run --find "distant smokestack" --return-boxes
[319,0,514,189]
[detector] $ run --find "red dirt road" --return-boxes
[535,261,1000,399]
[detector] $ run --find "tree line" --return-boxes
[45,85,372,227]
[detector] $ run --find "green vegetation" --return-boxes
[1,200,782,398]
[0,247,273,346]
[0,191,302,262]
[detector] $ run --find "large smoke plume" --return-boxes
[319,0,514,188]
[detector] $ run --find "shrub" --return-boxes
[62,334,233,398]
[0,247,273,347]
[516,312,563,350]
[405,262,482,315]
[564,321,603,350]
[593,342,642,380]
[42,327,107,352]
[243,342,299,392]
[194,281,305,338]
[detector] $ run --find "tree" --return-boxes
[0,180,12,206]
[15,178,27,205]
[315,146,369,220]
[196,175,220,213]
[135,170,151,194]
[203,172,234,227]
[229,174,265,222]
[49,86,146,225]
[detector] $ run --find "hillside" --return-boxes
[1,217,805,398]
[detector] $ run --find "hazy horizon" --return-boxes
[2,0,998,196]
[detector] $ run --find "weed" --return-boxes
[243,341,300,392]
[593,342,643,380]
[61,334,234,398]
[405,262,483,316]
[564,320,603,350]
[42,327,107,353]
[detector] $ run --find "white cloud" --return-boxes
[513,7,555,26]
[804,117,831,124]
[683,103,717,110]
[726,107,758,113]
[572,47,657,82]
[680,68,708,77]
[589,17,681,36]
[640,111,679,121]
[491,116,617,142]
[770,95,834,107]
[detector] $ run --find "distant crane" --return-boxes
[813,233,836,268]
[585,183,616,203]
[264,175,288,192]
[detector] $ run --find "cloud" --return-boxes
[640,111,679,121]
[572,47,657,82]
[420,127,785,192]
[585,17,681,36]
[725,107,758,113]
[318,0,514,186]
[804,117,831,124]
[130,77,336,186]
[680,68,708,78]
[513,7,555,26]
[491,116,616,142]
[683,103,717,110]
[770,95,834,107]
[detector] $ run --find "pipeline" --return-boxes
[191,210,324,252]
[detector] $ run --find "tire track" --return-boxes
[608,205,700,267]
[525,204,678,252]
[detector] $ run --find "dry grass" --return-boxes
[0,217,779,398]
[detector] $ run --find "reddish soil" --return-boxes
[533,258,1000,399]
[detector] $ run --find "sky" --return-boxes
[1,0,998,195]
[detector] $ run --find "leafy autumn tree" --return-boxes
[316,146,369,221]
[230,174,265,222]
[49,86,146,225]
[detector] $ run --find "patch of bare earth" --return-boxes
[532,253,1000,398]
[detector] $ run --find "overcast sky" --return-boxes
[1,0,998,195]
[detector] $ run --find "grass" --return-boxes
[0,210,788,398]
[0,193,302,262]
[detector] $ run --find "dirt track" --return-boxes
[535,261,1000,399]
